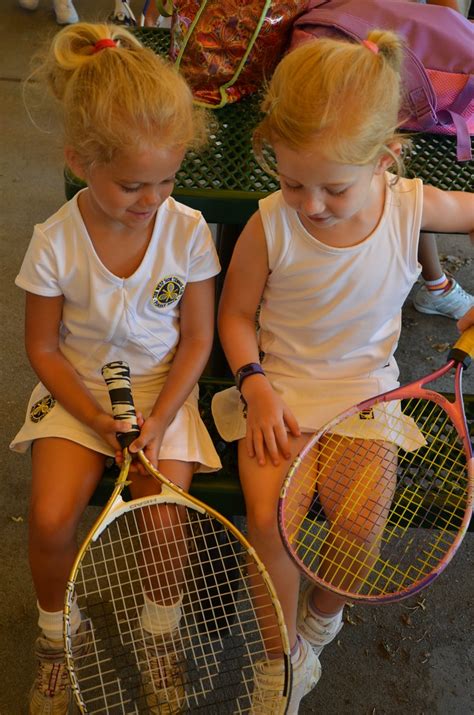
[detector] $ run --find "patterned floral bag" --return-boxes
[159,1,309,108]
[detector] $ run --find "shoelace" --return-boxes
[147,651,183,689]
[35,660,69,696]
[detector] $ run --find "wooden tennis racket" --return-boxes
[64,361,291,714]
[279,328,474,603]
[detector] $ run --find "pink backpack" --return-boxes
[291,0,474,161]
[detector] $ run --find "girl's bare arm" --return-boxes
[25,292,125,450]
[218,213,300,466]
[130,276,216,463]
[421,185,474,242]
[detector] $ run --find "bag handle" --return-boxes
[174,0,273,109]
[155,0,174,16]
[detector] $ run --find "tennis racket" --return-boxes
[279,327,474,603]
[64,361,291,714]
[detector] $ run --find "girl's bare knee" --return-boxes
[29,501,76,549]
[246,506,280,544]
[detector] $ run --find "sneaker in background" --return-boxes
[18,0,40,9]
[413,279,474,320]
[297,580,344,657]
[108,1,137,26]
[53,0,78,24]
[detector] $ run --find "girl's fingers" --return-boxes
[261,427,281,467]
[457,306,474,332]
[252,430,267,467]
[114,419,132,433]
[284,410,301,438]
[274,424,291,461]
[246,429,255,459]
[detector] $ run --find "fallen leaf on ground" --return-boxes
[432,343,450,352]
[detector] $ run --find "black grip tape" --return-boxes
[102,361,141,449]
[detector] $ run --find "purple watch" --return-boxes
[235,362,265,391]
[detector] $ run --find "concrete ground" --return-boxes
[0,1,473,713]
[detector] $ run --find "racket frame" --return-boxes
[64,397,292,713]
[278,357,473,604]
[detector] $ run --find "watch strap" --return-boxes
[235,362,265,391]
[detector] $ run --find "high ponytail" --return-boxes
[25,22,208,167]
[254,30,409,175]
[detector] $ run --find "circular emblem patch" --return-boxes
[30,394,56,423]
[152,276,185,309]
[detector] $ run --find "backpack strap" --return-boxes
[438,77,474,162]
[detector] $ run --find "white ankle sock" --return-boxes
[290,635,302,664]
[424,274,451,295]
[38,597,81,642]
[308,598,343,625]
[140,593,183,636]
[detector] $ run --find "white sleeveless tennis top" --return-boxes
[212,173,423,438]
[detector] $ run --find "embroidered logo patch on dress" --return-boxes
[30,395,56,423]
[152,276,185,308]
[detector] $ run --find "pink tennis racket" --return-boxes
[279,327,474,603]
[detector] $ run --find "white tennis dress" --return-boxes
[11,192,222,472]
[212,173,424,449]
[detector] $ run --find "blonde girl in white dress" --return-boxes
[212,30,474,713]
[11,23,221,713]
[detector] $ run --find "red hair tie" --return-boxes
[92,39,117,54]
[362,39,379,55]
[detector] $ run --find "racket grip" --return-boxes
[102,361,141,449]
[450,326,474,368]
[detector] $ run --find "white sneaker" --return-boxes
[251,636,321,715]
[29,619,91,715]
[53,0,78,24]
[413,279,474,320]
[297,581,344,656]
[108,1,137,26]
[18,0,39,9]
[139,630,185,714]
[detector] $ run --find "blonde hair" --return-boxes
[29,23,208,166]
[254,30,410,174]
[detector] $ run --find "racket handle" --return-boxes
[449,326,474,368]
[102,361,141,449]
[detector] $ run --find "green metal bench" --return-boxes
[69,28,473,519]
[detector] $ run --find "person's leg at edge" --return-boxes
[414,232,474,319]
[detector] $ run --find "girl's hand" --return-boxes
[242,377,301,467]
[90,411,134,452]
[457,306,474,332]
[128,414,165,474]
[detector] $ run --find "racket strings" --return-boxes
[68,503,286,713]
[282,397,469,599]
